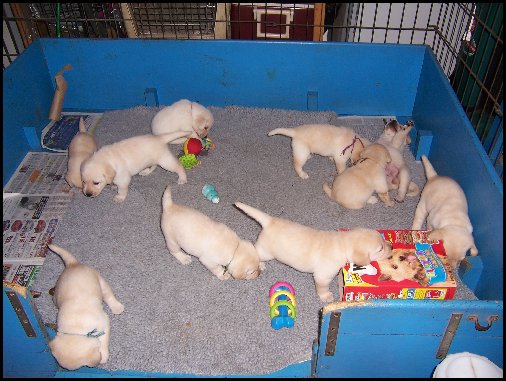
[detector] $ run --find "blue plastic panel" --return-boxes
[316,300,503,378]
[3,288,58,377]
[412,49,503,300]
[39,39,423,115]
[2,40,54,186]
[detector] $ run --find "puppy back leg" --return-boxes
[376,178,394,207]
[162,229,192,265]
[98,275,124,314]
[291,141,311,179]
[395,166,411,202]
[158,154,187,185]
[97,318,111,364]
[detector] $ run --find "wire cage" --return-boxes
[2,2,502,177]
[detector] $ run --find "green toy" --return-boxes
[178,154,200,169]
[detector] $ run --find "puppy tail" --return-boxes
[48,244,79,267]
[234,202,271,227]
[267,128,295,138]
[421,155,438,179]
[159,131,192,144]
[79,117,87,133]
[162,185,173,210]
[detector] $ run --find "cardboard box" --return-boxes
[341,229,457,301]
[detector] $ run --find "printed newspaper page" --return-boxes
[3,152,75,287]
[41,112,102,152]
[4,152,73,195]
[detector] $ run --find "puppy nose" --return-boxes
[84,192,93,197]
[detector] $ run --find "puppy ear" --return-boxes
[378,273,391,282]
[103,163,116,183]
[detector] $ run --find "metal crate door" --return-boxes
[313,299,503,378]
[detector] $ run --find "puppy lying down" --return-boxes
[65,117,98,189]
[161,186,261,280]
[47,244,124,371]
[268,124,370,179]
[412,155,478,269]
[323,143,394,209]
[234,202,391,302]
[81,131,188,202]
[151,99,214,144]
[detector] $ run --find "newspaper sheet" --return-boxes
[41,112,102,152]
[3,152,73,195]
[3,152,75,287]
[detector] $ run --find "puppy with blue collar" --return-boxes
[48,244,124,370]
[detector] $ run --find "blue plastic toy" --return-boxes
[269,281,296,330]
[202,184,220,203]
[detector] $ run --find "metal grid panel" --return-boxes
[2,2,502,176]
[125,3,217,39]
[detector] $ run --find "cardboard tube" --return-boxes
[48,64,73,121]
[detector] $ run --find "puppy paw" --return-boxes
[177,177,187,185]
[176,254,192,265]
[100,350,109,364]
[113,194,126,203]
[139,166,155,176]
[318,292,334,303]
[394,196,405,203]
[110,302,125,315]
[259,262,266,272]
[367,196,378,204]
[298,172,309,179]
[385,200,395,207]
[217,272,232,280]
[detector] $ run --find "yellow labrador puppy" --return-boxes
[47,244,124,371]
[161,186,261,280]
[65,117,98,189]
[376,119,419,202]
[151,99,214,144]
[234,202,391,302]
[268,124,371,179]
[323,143,394,209]
[412,155,478,269]
[81,131,188,202]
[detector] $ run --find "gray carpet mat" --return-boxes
[32,105,477,376]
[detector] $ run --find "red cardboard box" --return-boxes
[341,229,456,301]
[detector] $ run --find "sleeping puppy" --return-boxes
[412,155,478,269]
[65,117,98,189]
[47,244,124,371]
[151,99,214,144]
[376,119,419,202]
[377,248,430,287]
[161,186,261,280]
[268,124,371,179]
[234,202,391,302]
[323,143,394,209]
[81,131,188,202]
